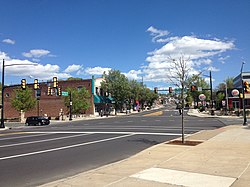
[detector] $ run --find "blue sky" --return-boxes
[0,0,250,90]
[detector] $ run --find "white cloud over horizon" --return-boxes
[143,27,235,84]
[22,49,51,58]
[2,38,15,45]
[64,64,83,73]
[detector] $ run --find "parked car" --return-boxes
[25,116,50,126]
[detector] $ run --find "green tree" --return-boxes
[186,75,210,107]
[11,88,36,112]
[67,77,83,81]
[64,87,91,114]
[217,77,234,90]
[101,70,130,111]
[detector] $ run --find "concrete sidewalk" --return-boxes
[40,125,250,187]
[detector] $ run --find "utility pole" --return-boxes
[1,59,5,128]
[69,91,72,121]
[241,61,247,126]
[210,71,214,115]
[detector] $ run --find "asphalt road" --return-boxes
[0,107,242,187]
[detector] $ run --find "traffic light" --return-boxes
[169,87,173,93]
[21,79,26,90]
[57,87,61,96]
[53,77,58,88]
[244,81,250,93]
[47,86,51,96]
[34,79,39,90]
[154,87,158,94]
[191,85,196,92]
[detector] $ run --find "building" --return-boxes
[3,79,94,120]
[231,72,250,109]
[92,76,113,115]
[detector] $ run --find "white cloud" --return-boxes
[22,49,51,58]
[64,64,82,73]
[147,26,170,43]
[83,66,111,75]
[1,51,71,81]
[2,39,15,45]
[122,70,142,80]
[143,27,235,83]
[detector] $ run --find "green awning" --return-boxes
[94,95,113,104]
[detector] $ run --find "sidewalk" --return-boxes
[40,125,250,187]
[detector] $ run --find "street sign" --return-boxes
[62,91,69,96]
[199,94,206,101]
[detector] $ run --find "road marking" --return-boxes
[143,111,163,116]
[0,133,91,148]
[25,131,183,136]
[0,133,50,141]
[0,134,133,161]
[131,168,236,187]
[0,132,30,137]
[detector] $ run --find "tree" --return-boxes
[11,88,36,112]
[166,55,192,143]
[67,77,83,81]
[186,75,210,108]
[217,77,234,90]
[101,70,130,112]
[64,87,91,114]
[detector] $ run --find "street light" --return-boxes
[1,59,38,128]
[241,61,247,126]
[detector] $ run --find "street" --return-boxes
[0,107,241,187]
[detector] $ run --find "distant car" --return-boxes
[25,116,50,126]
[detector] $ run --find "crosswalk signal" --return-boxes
[21,79,26,90]
[34,79,39,90]
[53,77,58,88]
[47,86,51,96]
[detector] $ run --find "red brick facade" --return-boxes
[4,79,94,119]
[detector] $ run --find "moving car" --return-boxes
[25,116,50,126]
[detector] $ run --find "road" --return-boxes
[0,107,242,187]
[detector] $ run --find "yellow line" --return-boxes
[143,111,163,116]
[0,132,30,137]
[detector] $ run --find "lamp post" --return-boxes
[241,61,247,126]
[1,59,37,128]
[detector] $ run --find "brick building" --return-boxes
[3,79,94,120]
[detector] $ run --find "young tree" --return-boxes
[167,55,192,143]
[64,87,91,114]
[11,88,37,121]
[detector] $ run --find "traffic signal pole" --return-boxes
[1,59,5,128]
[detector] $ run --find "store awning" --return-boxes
[94,95,114,104]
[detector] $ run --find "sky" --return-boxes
[0,0,250,90]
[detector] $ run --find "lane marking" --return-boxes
[0,133,91,148]
[0,133,50,141]
[0,132,30,137]
[143,111,163,116]
[0,134,133,161]
[24,131,183,136]
[131,168,236,187]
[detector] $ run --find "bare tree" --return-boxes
[167,55,192,143]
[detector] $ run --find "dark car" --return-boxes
[25,116,50,126]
